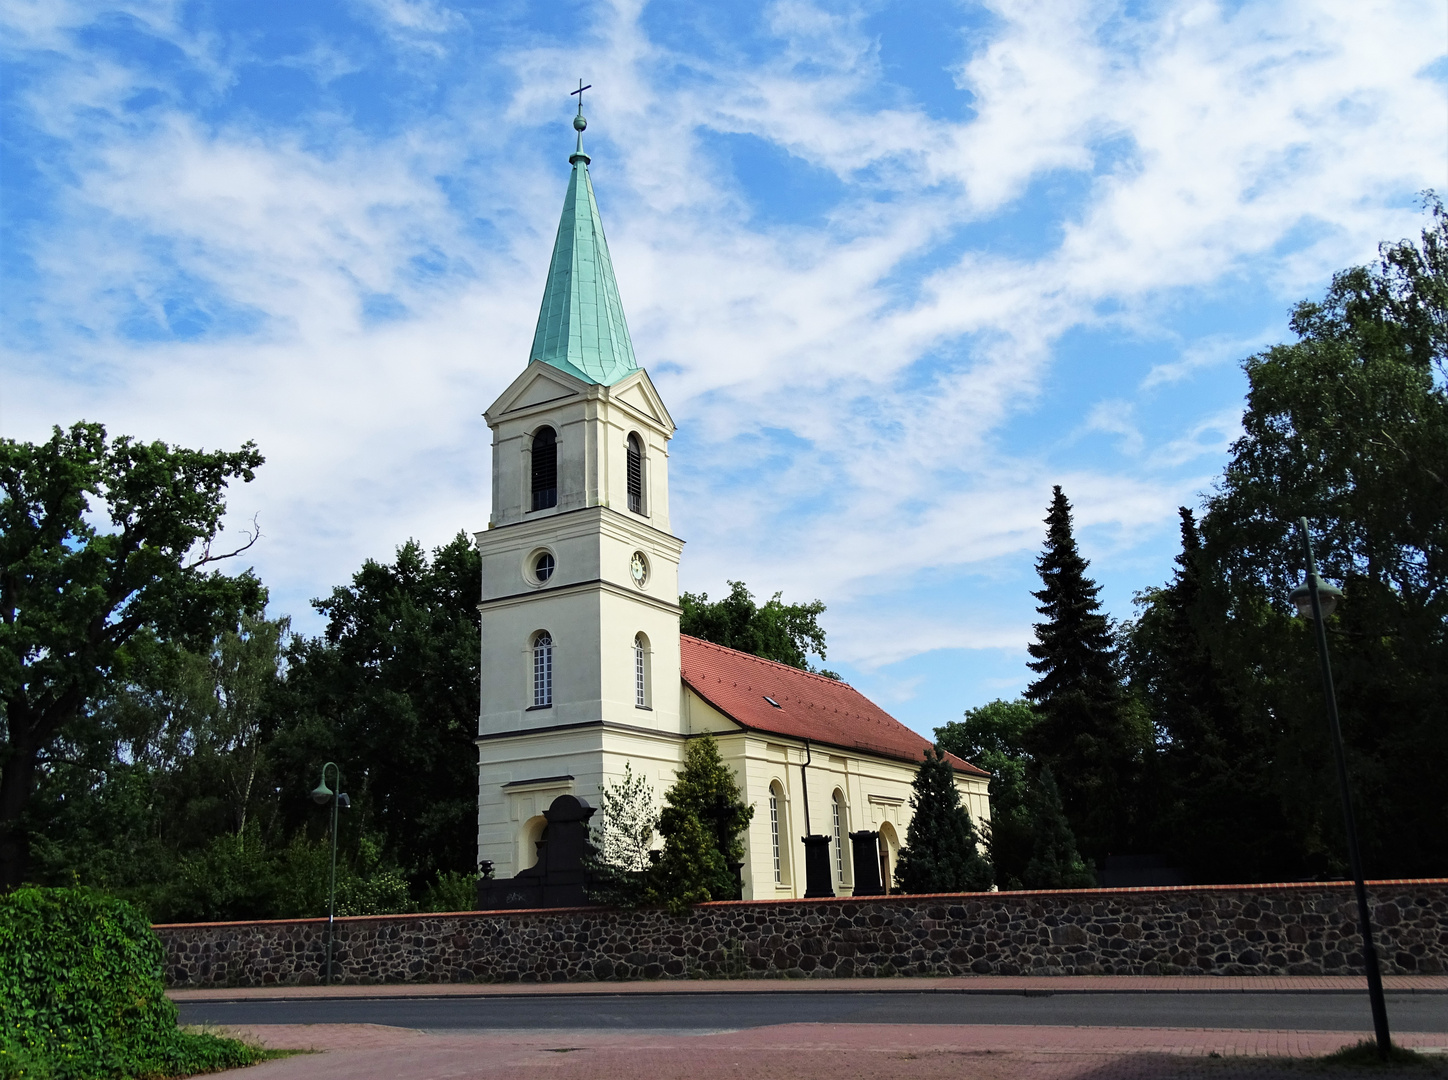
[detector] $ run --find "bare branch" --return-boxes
[187,515,261,570]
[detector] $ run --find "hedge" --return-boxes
[0,886,259,1079]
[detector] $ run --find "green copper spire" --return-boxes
[528,88,639,386]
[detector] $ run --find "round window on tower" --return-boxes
[529,550,556,585]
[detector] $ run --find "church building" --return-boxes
[474,106,990,901]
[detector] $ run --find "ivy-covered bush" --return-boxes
[0,886,259,1079]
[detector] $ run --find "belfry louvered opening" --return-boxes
[626,433,644,514]
[531,427,558,511]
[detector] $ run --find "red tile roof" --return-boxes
[679,635,989,777]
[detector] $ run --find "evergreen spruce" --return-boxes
[1024,485,1145,863]
[894,745,993,893]
[1125,509,1298,882]
[648,735,753,909]
[1021,767,1096,889]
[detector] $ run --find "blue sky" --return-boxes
[3,0,1443,737]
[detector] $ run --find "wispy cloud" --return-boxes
[1,0,1441,725]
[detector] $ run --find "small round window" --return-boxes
[534,552,555,583]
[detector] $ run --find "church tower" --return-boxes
[475,101,684,878]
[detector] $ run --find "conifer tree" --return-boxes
[1020,767,1096,889]
[1126,509,1298,881]
[649,805,724,914]
[648,735,753,909]
[1024,485,1145,863]
[894,745,993,893]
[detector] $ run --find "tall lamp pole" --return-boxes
[309,763,350,986]
[1289,518,1390,1059]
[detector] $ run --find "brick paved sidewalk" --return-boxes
[212,1022,1448,1079]
[170,974,1448,1002]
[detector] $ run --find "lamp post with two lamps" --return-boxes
[309,762,350,986]
[1288,518,1390,1059]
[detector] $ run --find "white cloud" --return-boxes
[1142,329,1279,389]
[353,0,466,47]
[1,0,1442,696]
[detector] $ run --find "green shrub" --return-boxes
[421,870,479,913]
[0,886,259,1079]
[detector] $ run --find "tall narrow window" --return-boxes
[532,631,553,707]
[832,792,845,882]
[626,434,644,514]
[634,634,647,707]
[769,788,782,884]
[531,427,557,511]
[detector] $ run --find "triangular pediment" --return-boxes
[615,381,660,422]
[485,362,586,424]
[608,369,675,435]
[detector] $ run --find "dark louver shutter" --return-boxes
[531,428,557,511]
[626,436,643,514]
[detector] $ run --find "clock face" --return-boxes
[630,551,649,587]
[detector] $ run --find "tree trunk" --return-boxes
[0,733,40,889]
[0,690,77,889]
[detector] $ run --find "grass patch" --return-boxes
[180,1025,314,1064]
[1305,1040,1447,1072]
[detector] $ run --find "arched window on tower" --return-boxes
[532,631,553,708]
[633,633,650,708]
[626,433,644,515]
[531,427,558,511]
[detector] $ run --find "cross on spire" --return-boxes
[570,79,591,115]
[567,79,591,163]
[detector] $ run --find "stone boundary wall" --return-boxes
[156,879,1447,988]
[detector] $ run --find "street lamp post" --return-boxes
[309,763,350,986]
[1289,518,1391,1059]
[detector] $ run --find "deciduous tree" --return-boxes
[680,581,838,677]
[270,534,482,894]
[585,763,659,907]
[0,422,263,887]
[934,699,1038,888]
[1193,196,1448,877]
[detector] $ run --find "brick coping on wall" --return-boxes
[151,877,1448,930]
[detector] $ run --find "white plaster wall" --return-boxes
[477,726,692,879]
[678,687,991,901]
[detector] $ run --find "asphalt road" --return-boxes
[176,991,1448,1033]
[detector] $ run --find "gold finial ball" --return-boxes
[573,114,587,131]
